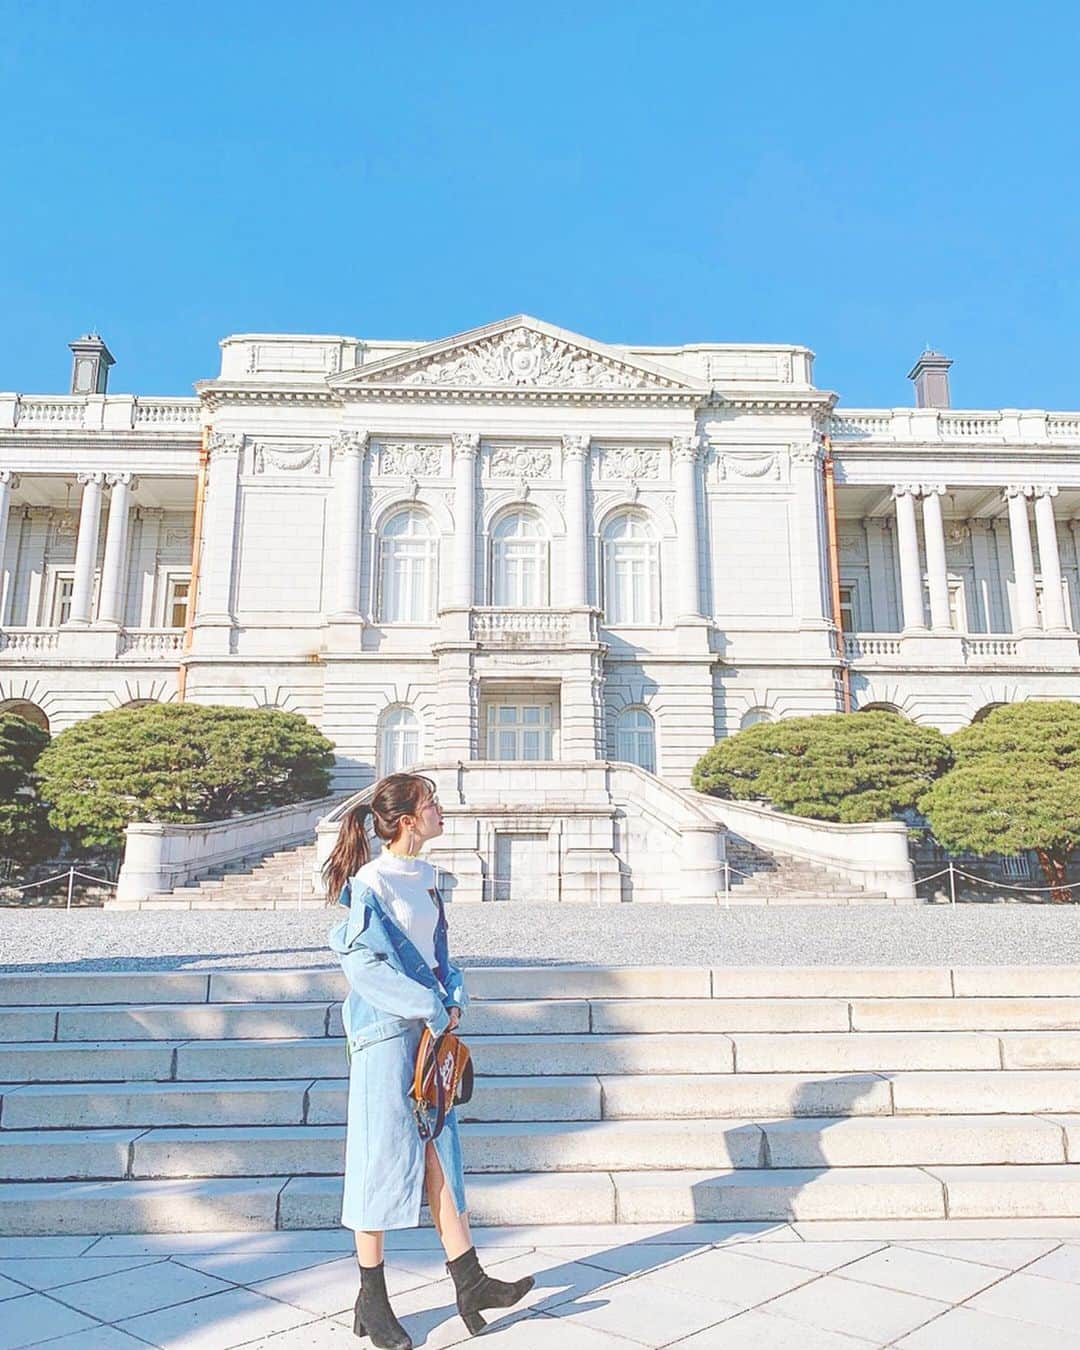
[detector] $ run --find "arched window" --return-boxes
[616,706,656,773]
[0,700,49,733]
[378,706,421,776]
[378,509,438,623]
[491,511,548,606]
[739,707,773,730]
[602,511,659,625]
[858,702,902,716]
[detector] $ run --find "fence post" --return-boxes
[948,862,957,909]
[66,866,75,911]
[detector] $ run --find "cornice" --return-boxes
[0,432,199,456]
[335,384,705,407]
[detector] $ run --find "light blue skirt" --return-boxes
[341,1019,468,1231]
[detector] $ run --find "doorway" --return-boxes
[492,832,549,902]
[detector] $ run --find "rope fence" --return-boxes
[0,866,118,910]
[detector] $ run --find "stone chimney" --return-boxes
[907,348,952,408]
[68,333,115,395]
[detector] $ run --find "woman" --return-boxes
[325,772,534,1350]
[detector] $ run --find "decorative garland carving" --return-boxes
[378,442,443,476]
[252,442,324,474]
[598,447,661,481]
[488,445,552,478]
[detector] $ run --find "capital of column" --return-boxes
[106,472,137,490]
[331,430,369,460]
[790,442,823,466]
[451,431,481,460]
[891,483,921,500]
[0,471,19,488]
[1033,484,1060,500]
[561,434,590,460]
[1003,484,1035,501]
[917,482,946,497]
[671,434,702,464]
[208,431,244,458]
[77,471,106,487]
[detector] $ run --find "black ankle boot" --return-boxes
[446,1245,535,1335]
[353,1262,412,1349]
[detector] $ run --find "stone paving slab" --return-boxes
[6,1223,1080,1347]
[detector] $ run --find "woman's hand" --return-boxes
[447,1007,461,1031]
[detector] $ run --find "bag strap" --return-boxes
[411,1027,449,1142]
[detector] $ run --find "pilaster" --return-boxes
[191,431,243,654]
[326,430,369,649]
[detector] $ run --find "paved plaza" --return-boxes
[5,1221,1080,1348]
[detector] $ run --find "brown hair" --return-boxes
[323,772,437,904]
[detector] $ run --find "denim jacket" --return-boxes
[327,876,469,1055]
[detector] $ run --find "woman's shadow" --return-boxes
[388,1073,885,1343]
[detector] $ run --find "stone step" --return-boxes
[2,1027,1054,1082]
[9,1163,1080,1234]
[0,1075,601,1128]
[0,1115,1071,1184]
[24,963,1080,1005]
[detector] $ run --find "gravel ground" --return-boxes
[2,903,1080,972]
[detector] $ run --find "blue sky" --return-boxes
[2,1,1077,409]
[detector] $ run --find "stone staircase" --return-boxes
[4,964,1080,1233]
[114,835,895,910]
[722,836,897,905]
[112,844,323,911]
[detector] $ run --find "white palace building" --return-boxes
[1,317,1079,903]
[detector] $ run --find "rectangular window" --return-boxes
[485,702,554,760]
[1001,853,1030,880]
[166,576,191,629]
[51,574,75,626]
[838,585,856,633]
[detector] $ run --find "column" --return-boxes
[193,432,243,642]
[790,443,832,634]
[921,484,951,629]
[892,485,925,630]
[329,431,368,622]
[450,432,479,607]
[0,471,18,625]
[561,434,589,606]
[1004,485,1039,631]
[68,472,105,626]
[97,473,136,626]
[969,520,995,632]
[672,434,703,619]
[1033,486,1068,630]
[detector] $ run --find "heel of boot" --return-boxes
[462,1309,487,1335]
[353,1310,366,1338]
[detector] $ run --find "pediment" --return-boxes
[328,316,706,401]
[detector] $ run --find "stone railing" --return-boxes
[843,635,902,658]
[115,795,343,903]
[0,394,201,432]
[0,628,61,655]
[962,636,1020,659]
[692,792,915,900]
[470,607,595,645]
[830,408,1080,444]
[118,629,185,658]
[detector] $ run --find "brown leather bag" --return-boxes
[410,1026,474,1141]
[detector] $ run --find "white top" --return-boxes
[353,849,439,972]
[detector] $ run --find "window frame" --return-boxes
[601,510,660,626]
[377,508,439,624]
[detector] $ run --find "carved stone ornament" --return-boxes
[388,327,676,391]
[451,431,481,458]
[717,452,781,481]
[331,431,369,460]
[378,442,442,476]
[671,434,702,464]
[561,434,590,460]
[106,472,137,489]
[0,471,19,488]
[209,431,244,458]
[789,442,822,465]
[1004,484,1035,500]
[489,445,552,479]
[838,530,864,561]
[253,442,324,475]
[598,447,661,481]
[76,471,106,486]
[164,527,192,548]
[51,510,78,536]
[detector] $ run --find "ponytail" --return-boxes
[323,804,373,905]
